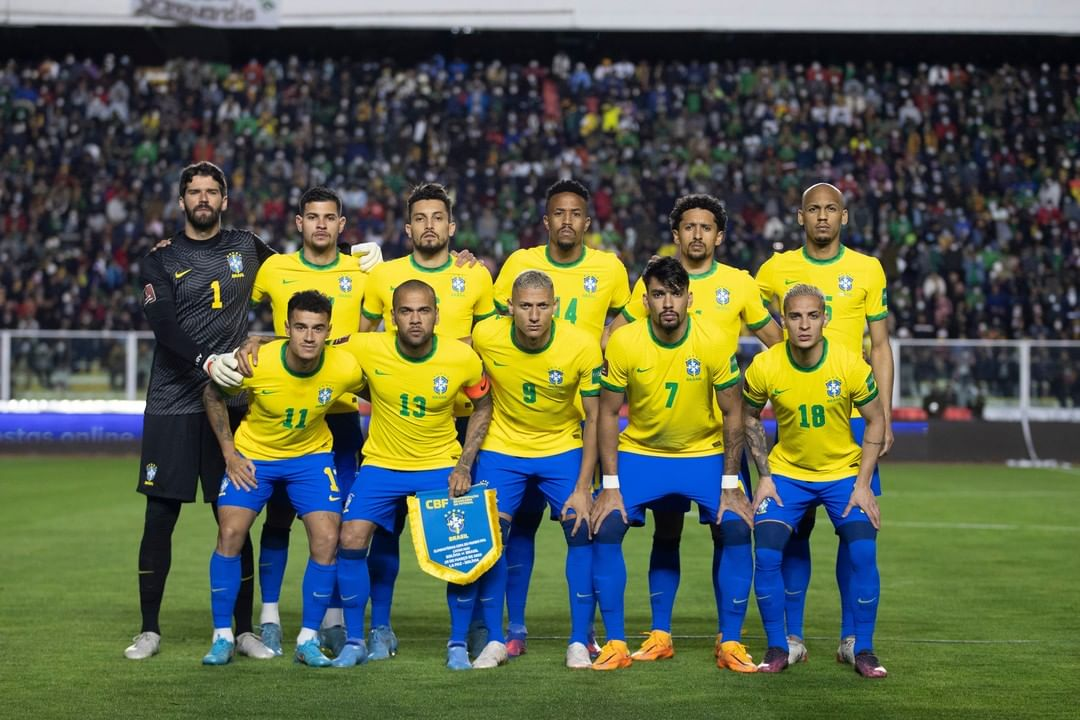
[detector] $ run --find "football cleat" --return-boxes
[294,638,332,667]
[717,641,757,673]
[854,651,888,679]
[786,635,808,665]
[837,636,856,665]
[466,620,489,659]
[713,633,724,659]
[367,625,399,661]
[506,623,528,657]
[259,622,283,657]
[202,637,235,666]
[630,629,674,661]
[591,640,633,671]
[124,631,160,660]
[586,628,602,659]
[566,642,592,669]
[756,646,790,673]
[330,641,369,668]
[472,641,509,669]
[319,624,347,658]
[236,632,275,659]
[446,644,472,671]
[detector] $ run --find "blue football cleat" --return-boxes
[294,638,332,667]
[446,644,472,671]
[331,641,369,668]
[202,637,235,666]
[259,623,283,657]
[368,625,399,661]
[319,625,347,658]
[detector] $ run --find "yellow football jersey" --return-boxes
[623,261,772,337]
[472,316,602,457]
[229,341,365,461]
[756,245,888,356]
[361,256,496,340]
[743,339,879,482]
[338,333,487,471]
[493,245,631,340]
[601,318,740,457]
[252,249,368,414]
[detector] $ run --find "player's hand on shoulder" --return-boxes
[225,450,257,491]
[351,242,384,272]
[590,488,627,530]
[451,249,479,267]
[719,488,754,528]
[150,238,172,253]
[561,489,593,538]
[235,337,268,377]
[205,350,243,387]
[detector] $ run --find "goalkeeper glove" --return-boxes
[203,350,243,388]
[351,241,384,272]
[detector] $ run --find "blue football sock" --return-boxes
[258,526,290,605]
[754,545,788,649]
[301,558,337,633]
[836,539,855,638]
[505,509,542,628]
[592,514,628,643]
[562,519,593,646]
[209,551,241,630]
[447,581,479,645]
[781,528,812,639]
[716,520,753,642]
[647,535,680,633]
[337,547,370,644]
[712,543,723,633]
[367,526,400,629]
[847,537,880,654]
[476,556,507,644]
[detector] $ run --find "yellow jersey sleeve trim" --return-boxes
[746,315,772,330]
[743,391,766,408]
[599,379,625,393]
[854,388,879,407]
[866,311,889,322]
[714,376,740,392]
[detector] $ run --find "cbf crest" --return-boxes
[685,356,702,378]
[317,386,334,405]
[433,375,449,395]
[583,275,599,294]
[227,252,245,277]
[838,274,854,293]
[715,287,731,306]
[144,463,158,486]
[548,368,564,386]
[451,276,466,294]
[826,378,843,398]
[339,275,353,293]
[445,508,466,534]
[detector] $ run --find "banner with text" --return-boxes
[407,486,502,585]
[131,0,280,28]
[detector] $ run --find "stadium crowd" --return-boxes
[1,53,1077,347]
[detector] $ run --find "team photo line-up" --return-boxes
[127,159,890,678]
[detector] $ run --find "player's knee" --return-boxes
[715,520,752,548]
[510,508,543,538]
[593,514,628,545]
[339,523,371,550]
[754,521,792,553]
[143,496,182,534]
[837,521,877,545]
[217,522,248,555]
[260,524,290,549]
[561,518,590,547]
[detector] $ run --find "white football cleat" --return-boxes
[471,641,509,669]
[236,631,276,659]
[787,635,808,665]
[566,642,592,669]
[124,631,161,660]
[837,636,856,665]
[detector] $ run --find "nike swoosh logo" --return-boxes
[329,496,341,502]
[649,591,663,597]
[340,594,358,602]
[784,279,798,285]
[259,390,277,395]
[314,592,333,598]
[374,369,391,375]
[175,269,193,279]
[772,389,789,396]
[211,587,227,593]
[575,592,593,599]
[857,597,878,605]
[492,361,508,366]
[733,598,748,605]
[636,367,652,373]
[282,279,298,284]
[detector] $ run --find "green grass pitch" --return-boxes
[1,458,1078,719]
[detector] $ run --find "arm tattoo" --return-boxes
[721,418,743,476]
[456,392,492,472]
[202,383,235,449]
[744,412,772,477]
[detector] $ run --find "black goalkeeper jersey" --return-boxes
[139,229,274,415]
